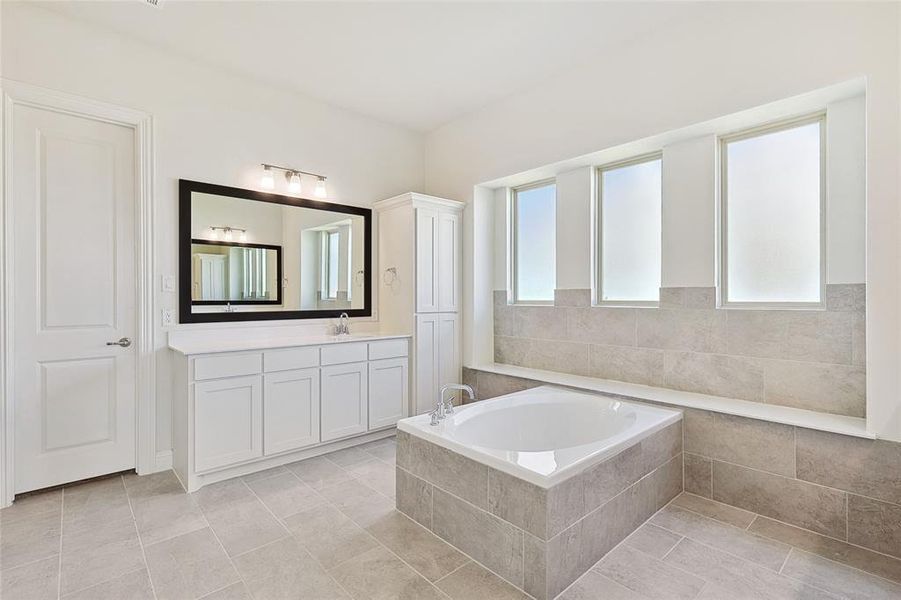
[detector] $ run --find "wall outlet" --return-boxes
[161,308,174,327]
[162,275,176,293]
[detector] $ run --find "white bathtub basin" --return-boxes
[397,386,682,487]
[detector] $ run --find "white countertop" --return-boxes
[168,333,410,355]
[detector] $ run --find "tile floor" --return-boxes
[2,436,900,600]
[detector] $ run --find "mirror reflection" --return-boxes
[190,190,366,313]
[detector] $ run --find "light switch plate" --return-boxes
[162,275,176,293]
[161,308,174,327]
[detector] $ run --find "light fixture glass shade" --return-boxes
[211,228,220,240]
[315,177,327,198]
[261,165,275,190]
[239,230,247,242]
[288,172,302,194]
[224,228,233,242]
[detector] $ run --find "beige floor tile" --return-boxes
[749,515,901,584]
[245,471,327,518]
[362,439,397,463]
[365,511,468,582]
[594,544,706,600]
[346,459,397,498]
[0,506,61,570]
[131,491,207,546]
[63,476,132,528]
[123,470,185,500]
[203,496,288,557]
[286,456,355,491]
[198,582,252,600]
[240,465,289,484]
[59,517,146,596]
[781,548,901,600]
[318,478,389,513]
[671,492,757,529]
[650,505,790,571]
[324,446,378,468]
[623,523,683,559]
[665,537,838,599]
[192,479,257,515]
[199,582,252,600]
[436,561,529,599]
[145,528,240,600]
[558,569,644,600]
[328,546,445,600]
[283,503,379,568]
[0,489,61,525]
[233,537,349,599]
[335,488,397,528]
[61,567,154,600]
[0,555,59,600]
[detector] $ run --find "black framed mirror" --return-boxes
[179,179,372,323]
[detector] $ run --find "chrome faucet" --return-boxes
[430,383,475,425]
[335,312,350,336]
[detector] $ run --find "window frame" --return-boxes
[594,152,663,307]
[718,112,827,309]
[509,178,557,305]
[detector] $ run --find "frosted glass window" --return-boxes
[513,182,556,302]
[327,231,339,299]
[599,157,662,302]
[723,119,823,304]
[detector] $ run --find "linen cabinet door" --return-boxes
[437,312,462,403]
[263,367,320,455]
[368,357,408,430]
[437,211,460,313]
[415,207,439,313]
[415,313,439,416]
[194,375,262,472]
[320,362,368,442]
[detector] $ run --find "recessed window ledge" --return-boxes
[473,362,873,440]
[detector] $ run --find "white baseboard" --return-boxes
[154,450,173,472]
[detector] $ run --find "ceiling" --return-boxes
[37,1,696,132]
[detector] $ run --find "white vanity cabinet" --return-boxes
[321,362,368,441]
[170,335,410,491]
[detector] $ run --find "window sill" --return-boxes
[471,362,873,440]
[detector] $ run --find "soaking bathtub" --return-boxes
[396,384,682,487]
[396,386,684,599]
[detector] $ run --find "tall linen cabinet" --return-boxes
[374,193,463,416]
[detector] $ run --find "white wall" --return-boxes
[426,2,900,440]
[1,3,424,458]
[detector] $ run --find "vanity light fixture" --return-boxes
[287,171,302,194]
[210,226,247,242]
[260,165,275,190]
[259,163,327,197]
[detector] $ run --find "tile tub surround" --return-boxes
[464,366,901,564]
[395,421,684,599]
[493,285,866,417]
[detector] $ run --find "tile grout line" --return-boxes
[778,547,792,574]
[123,474,159,600]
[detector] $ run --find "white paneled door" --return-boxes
[12,104,137,493]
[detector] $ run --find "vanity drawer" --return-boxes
[264,347,320,372]
[193,352,262,381]
[320,342,368,366]
[368,339,408,360]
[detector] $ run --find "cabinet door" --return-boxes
[194,375,262,472]
[321,362,368,441]
[415,208,439,313]
[263,368,320,455]
[437,211,461,313]
[438,312,462,402]
[414,313,439,415]
[368,358,408,430]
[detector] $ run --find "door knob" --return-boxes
[106,337,132,348]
